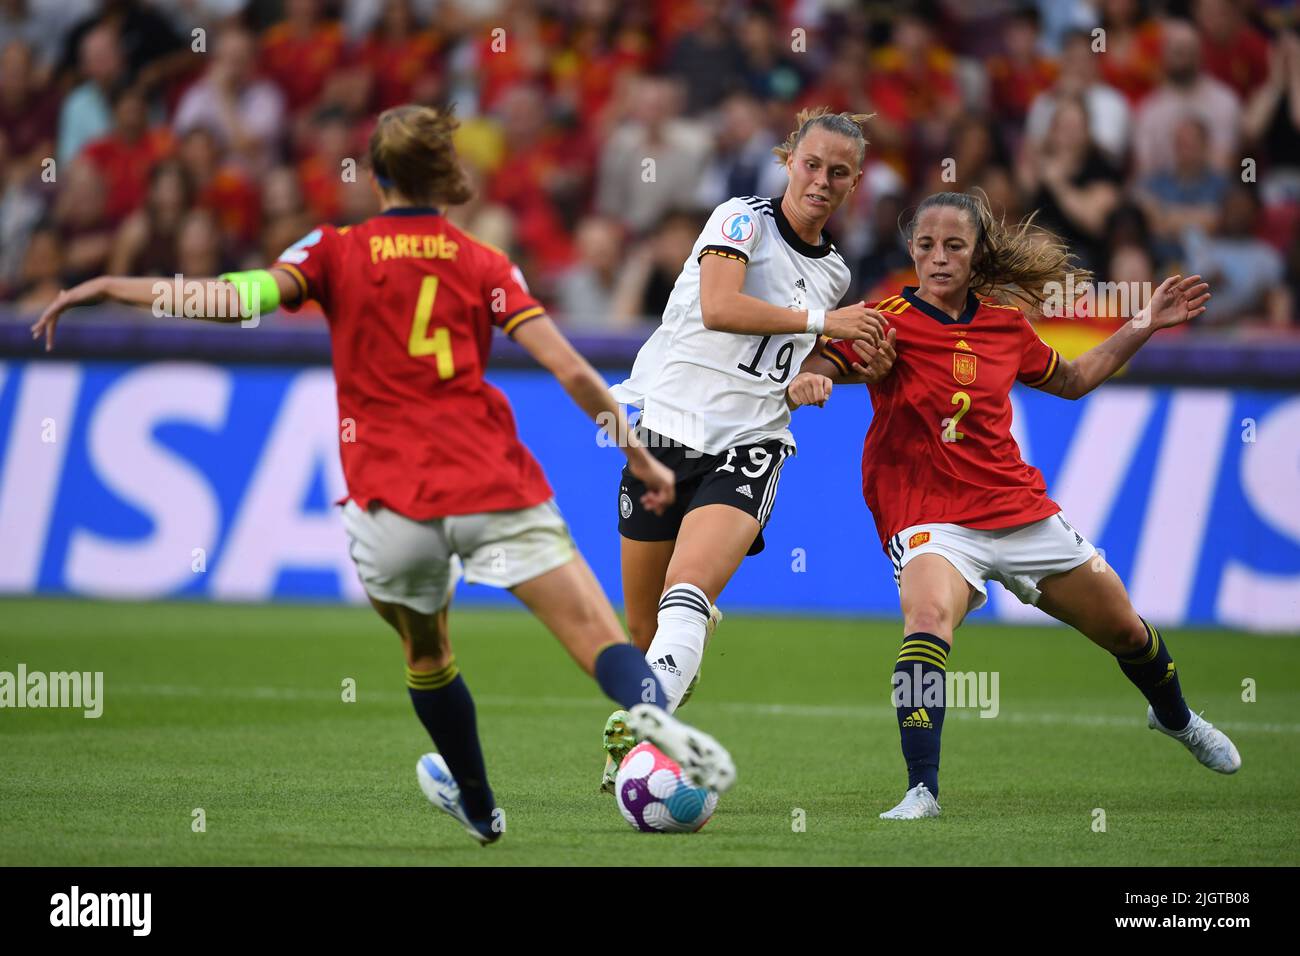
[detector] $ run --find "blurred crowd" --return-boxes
[1,0,1298,332]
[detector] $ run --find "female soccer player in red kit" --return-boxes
[32,105,735,843]
[790,190,1240,819]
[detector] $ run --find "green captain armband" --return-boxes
[219,269,281,319]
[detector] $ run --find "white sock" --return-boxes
[646,583,711,713]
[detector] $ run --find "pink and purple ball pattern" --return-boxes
[615,742,719,833]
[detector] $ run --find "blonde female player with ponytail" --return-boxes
[598,108,898,791]
[31,104,738,844]
[793,189,1239,819]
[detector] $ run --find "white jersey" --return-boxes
[611,195,851,455]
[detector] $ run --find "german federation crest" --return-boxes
[953,352,977,385]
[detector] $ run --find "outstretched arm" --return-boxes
[30,269,303,351]
[1037,274,1210,400]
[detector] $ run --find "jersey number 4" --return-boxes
[737,335,795,383]
[407,275,455,379]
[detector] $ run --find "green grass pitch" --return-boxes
[1,598,1296,866]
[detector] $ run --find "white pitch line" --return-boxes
[101,684,1300,735]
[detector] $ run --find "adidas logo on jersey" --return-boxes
[651,655,682,676]
[954,339,973,351]
[901,708,934,729]
[795,278,806,290]
[736,484,754,499]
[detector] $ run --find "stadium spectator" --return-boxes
[259,0,346,115]
[694,90,786,209]
[1132,19,1241,176]
[596,74,712,236]
[1017,94,1121,274]
[0,0,93,80]
[1243,29,1300,206]
[664,0,744,116]
[50,158,113,284]
[174,25,286,176]
[0,127,47,295]
[1025,29,1130,164]
[986,6,1057,133]
[296,107,356,224]
[1095,0,1163,106]
[177,126,261,252]
[56,0,187,92]
[258,165,314,270]
[1194,0,1270,100]
[353,0,442,113]
[487,83,584,275]
[850,190,913,304]
[555,215,633,330]
[609,209,702,324]
[867,13,964,177]
[12,223,63,313]
[735,5,805,105]
[1181,185,1288,326]
[107,159,192,277]
[57,24,124,167]
[443,163,514,260]
[81,84,175,225]
[0,39,58,181]
[176,207,226,278]
[1134,115,1229,261]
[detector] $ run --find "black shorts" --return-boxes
[618,428,794,557]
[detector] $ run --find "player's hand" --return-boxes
[846,326,897,384]
[824,302,885,345]
[1141,274,1210,331]
[30,276,109,352]
[786,371,833,409]
[627,449,676,515]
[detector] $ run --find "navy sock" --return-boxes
[595,642,666,710]
[892,633,949,798]
[407,661,494,821]
[1116,619,1190,732]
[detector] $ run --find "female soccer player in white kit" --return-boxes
[599,108,898,789]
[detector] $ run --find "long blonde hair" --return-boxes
[903,189,1092,310]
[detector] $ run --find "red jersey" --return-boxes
[273,208,553,520]
[824,287,1062,547]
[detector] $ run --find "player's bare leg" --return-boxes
[881,555,975,819]
[1036,557,1240,773]
[621,537,676,651]
[510,554,736,793]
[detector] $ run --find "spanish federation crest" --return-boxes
[953,352,977,385]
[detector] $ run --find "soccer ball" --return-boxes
[615,742,718,833]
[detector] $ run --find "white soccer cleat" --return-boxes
[879,782,941,820]
[625,703,736,794]
[1147,706,1241,774]
[417,753,500,845]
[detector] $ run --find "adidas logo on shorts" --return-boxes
[736,484,753,499]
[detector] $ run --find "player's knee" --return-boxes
[904,602,954,638]
[1107,617,1150,656]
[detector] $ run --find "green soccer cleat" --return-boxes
[677,604,723,710]
[599,709,636,794]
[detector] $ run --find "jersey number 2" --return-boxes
[942,390,971,442]
[407,275,455,379]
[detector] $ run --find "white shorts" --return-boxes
[341,498,577,615]
[886,513,1096,612]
